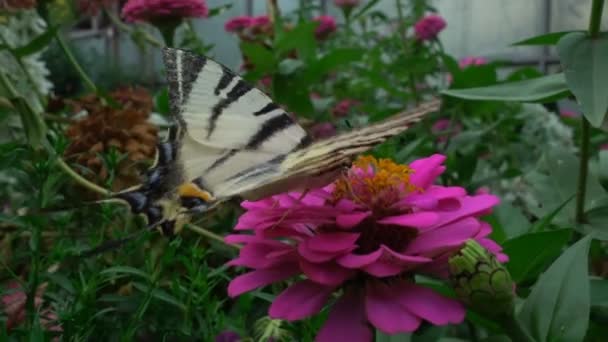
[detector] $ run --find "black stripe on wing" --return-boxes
[162,48,207,133]
[207,80,253,138]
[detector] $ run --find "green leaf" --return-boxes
[100,266,150,280]
[132,282,186,310]
[13,97,47,149]
[303,48,364,84]
[502,229,572,283]
[376,331,411,342]
[240,41,276,75]
[512,31,574,46]
[207,3,232,17]
[274,22,317,62]
[519,235,592,342]
[494,202,529,239]
[590,277,608,307]
[557,32,608,127]
[352,0,382,21]
[13,26,58,57]
[442,73,570,103]
[529,196,574,233]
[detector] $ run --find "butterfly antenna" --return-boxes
[78,219,162,258]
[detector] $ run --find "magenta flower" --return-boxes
[310,122,337,140]
[459,56,488,68]
[225,15,252,32]
[431,119,462,143]
[334,0,360,8]
[313,15,337,40]
[226,155,506,341]
[560,109,579,118]
[251,15,270,28]
[414,14,446,41]
[122,0,208,23]
[331,99,361,118]
[601,143,608,150]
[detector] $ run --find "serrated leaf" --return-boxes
[274,22,317,62]
[557,32,608,127]
[240,41,276,75]
[502,229,572,283]
[519,235,592,342]
[442,73,569,102]
[512,31,574,46]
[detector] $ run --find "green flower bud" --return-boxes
[448,239,514,317]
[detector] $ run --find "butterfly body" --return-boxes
[110,47,440,236]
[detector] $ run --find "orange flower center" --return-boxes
[333,156,418,212]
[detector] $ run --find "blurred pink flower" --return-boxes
[334,0,360,8]
[313,15,337,40]
[259,75,272,89]
[216,330,241,342]
[225,15,252,32]
[310,122,337,140]
[560,109,579,118]
[251,15,270,28]
[601,143,608,150]
[459,56,488,68]
[2,281,61,332]
[226,155,505,340]
[431,119,462,143]
[414,15,446,41]
[122,0,208,23]
[331,99,360,118]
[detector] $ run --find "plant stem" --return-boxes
[55,32,97,93]
[588,0,605,37]
[104,8,163,47]
[56,158,111,196]
[576,0,604,223]
[395,0,420,104]
[187,224,240,250]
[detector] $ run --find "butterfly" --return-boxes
[109,47,441,237]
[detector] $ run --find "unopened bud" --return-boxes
[449,239,514,317]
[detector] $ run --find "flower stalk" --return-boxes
[576,0,604,224]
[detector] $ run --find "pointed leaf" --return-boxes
[502,229,572,283]
[442,73,569,102]
[557,32,608,127]
[512,31,574,46]
[519,235,592,342]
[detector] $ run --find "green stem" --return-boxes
[576,118,591,223]
[56,158,111,196]
[187,224,240,250]
[576,0,604,223]
[55,32,97,93]
[501,315,535,342]
[588,0,605,37]
[395,0,419,104]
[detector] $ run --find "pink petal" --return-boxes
[307,233,360,253]
[228,243,296,268]
[227,264,299,297]
[269,280,335,321]
[365,281,422,333]
[405,217,481,256]
[362,246,431,277]
[378,212,438,228]
[336,212,371,228]
[393,194,438,210]
[299,260,355,286]
[434,195,500,227]
[316,288,372,342]
[409,154,446,189]
[337,249,382,268]
[424,186,467,200]
[396,282,465,325]
[477,237,509,262]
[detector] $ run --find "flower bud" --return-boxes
[448,239,514,317]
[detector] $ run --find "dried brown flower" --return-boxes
[64,86,158,191]
[0,0,37,11]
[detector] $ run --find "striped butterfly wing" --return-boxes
[212,99,441,200]
[162,48,312,194]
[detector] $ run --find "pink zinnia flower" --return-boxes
[226,155,506,341]
[431,119,462,143]
[122,0,208,23]
[560,109,579,118]
[334,0,360,8]
[414,15,446,41]
[310,122,337,140]
[225,15,252,32]
[2,281,61,332]
[459,56,488,68]
[313,15,337,40]
[331,99,360,118]
[601,143,608,150]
